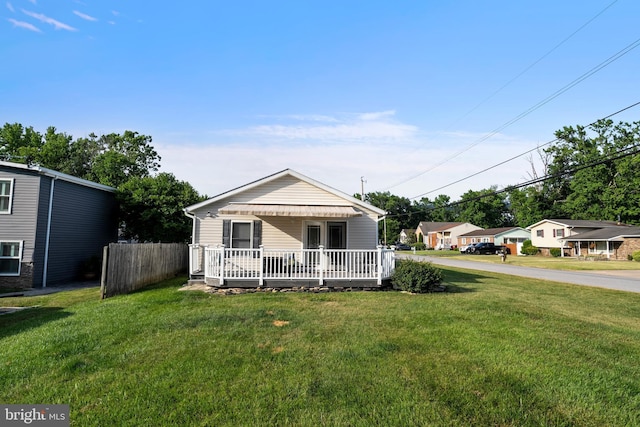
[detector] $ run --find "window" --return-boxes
[553,228,564,238]
[231,222,251,248]
[461,238,466,244]
[536,230,544,238]
[588,241,613,254]
[222,220,261,249]
[0,179,14,214]
[0,241,22,276]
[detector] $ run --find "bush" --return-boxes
[550,248,562,257]
[391,260,442,293]
[521,239,539,256]
[633,251,640,262]
[414,242,426,251]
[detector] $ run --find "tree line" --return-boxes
[359,119,640,243]
[2,119,638,244]
[0,123,205,243]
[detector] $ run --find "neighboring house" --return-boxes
[415,221,482,250]
[0,161,118,289]
[184,169,393,287]
[559,226,640,260]
[398,229,413,244]
[527,219,625,256]
[458,227,531,255]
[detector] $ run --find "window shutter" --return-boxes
[553,229,556,237]
[253,220,262,249]
[222,220,230,247]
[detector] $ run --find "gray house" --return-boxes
[0,161,118,289]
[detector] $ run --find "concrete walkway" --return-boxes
[397,254,640,294]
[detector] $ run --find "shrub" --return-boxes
[633,251,640,262]
[550,248,562,257]
[521,239,539,256]
[414,242,426,251]
[391,259,442,293]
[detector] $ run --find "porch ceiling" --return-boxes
[218,203,362,218]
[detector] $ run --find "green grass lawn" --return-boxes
[1,273,640,426]
[411,249,640,271]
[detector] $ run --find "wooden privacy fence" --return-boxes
[101,243,188,299]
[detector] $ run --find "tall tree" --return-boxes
[545,119,640,224]
[456,187,512,229]
[117,173,205,243]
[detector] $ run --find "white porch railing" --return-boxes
[189,245,395,286]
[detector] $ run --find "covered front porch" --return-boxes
[189,245,396,288]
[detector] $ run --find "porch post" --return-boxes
[318,245,324,286]
[376,245,383,285]
[259,245,264,287]
[606,241,611,259]
[219,245,226,286]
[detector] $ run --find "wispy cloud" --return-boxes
[6,2,14,12]
[358,110,396,121]
[73,10,97,22]
[8,17,41,32]
[21,9,77,31]
[239,111,417,142]
[27,0,35,4]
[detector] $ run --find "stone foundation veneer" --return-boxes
[0,263,34,289]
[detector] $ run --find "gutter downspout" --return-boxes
[42,176,57,288]
[183,209,197,245]
[376,215,387,247]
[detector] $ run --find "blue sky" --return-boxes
[2,0,639,200]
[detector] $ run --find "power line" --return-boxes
[447,0,620,129]
[385,34,640,193]
[385,138,640,220]
[410,100,640,199]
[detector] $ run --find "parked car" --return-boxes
[393,243,412,251]
[462,243,480,254]
[459,244,471,253]
[468,242,509,255]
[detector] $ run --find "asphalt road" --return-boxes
[397,253,640,294]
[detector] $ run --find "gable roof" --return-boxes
[459,227,522,237]
[184,169,386,215]
[526,219,622,230]
[416,221,464,234]
[560,226,640,241]
[0,160,115,192]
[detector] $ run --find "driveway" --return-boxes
[397,254,640,294]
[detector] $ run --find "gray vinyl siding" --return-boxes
[44,178,117,286]
[0,167,40,263]
[31,178,53,286]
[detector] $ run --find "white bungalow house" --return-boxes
[184,169,394,288]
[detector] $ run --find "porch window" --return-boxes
[588,241,612,254]
[0,179,13,214]
[231,222,251,248]
[0,241,22,276]
[222,220,262,249]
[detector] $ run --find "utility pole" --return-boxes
[360,176,367,201]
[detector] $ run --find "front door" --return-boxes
[327,222,346,249]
